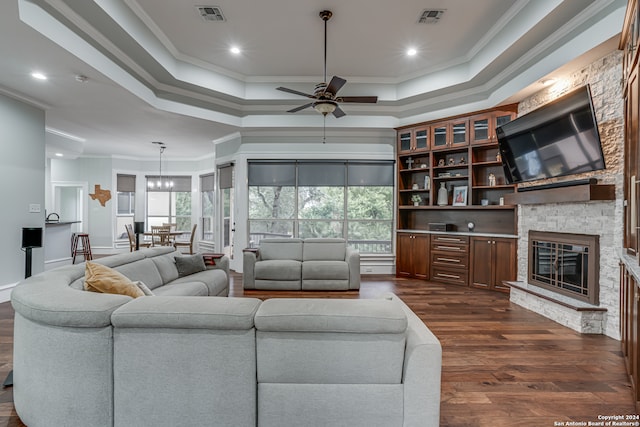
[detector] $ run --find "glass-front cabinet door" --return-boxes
[431,122,449,150]
[495,113,514,133]
[414,127,429,152]
[398,130,413,154]
[450,120,468,147]
[471,114,491,144]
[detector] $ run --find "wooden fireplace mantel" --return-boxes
[503,183,615,205]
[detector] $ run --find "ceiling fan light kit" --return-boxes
[276,10,377,119]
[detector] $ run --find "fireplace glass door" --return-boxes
[528,231,599,305]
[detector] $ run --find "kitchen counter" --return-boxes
[44,221,81,270]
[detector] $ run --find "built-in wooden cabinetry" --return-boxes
[396,233,430,279]
[430,235,469,287]
[623,0,640,257]
[396,105,518,292]
[470,237,515,293]
[620,262,640,410]
[620,0,640,410]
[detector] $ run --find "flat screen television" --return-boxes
[496,85,605,184]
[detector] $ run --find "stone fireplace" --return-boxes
[507,49,624,339]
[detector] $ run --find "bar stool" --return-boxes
[72,233,93,264]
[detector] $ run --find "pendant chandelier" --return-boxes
[148,141,173,189]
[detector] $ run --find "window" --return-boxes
[116,174,135,240]
[248,160,394,253]
[146,175,192,232]
[200,173,215,241]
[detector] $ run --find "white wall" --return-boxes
[0,94,45,290]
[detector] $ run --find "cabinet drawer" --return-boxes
[431,251,469,269]
[431,266,469,287]
[431,242,468,253]
[431,235,469,245]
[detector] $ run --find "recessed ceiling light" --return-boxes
[230,46,241,55]
[407,48,417,57]
[31,72,47,80]
[55,153,63,157]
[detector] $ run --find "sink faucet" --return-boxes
[46,212,59,222]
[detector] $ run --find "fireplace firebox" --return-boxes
[528,231,599,305]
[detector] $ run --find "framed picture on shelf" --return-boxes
[452,186,468,206]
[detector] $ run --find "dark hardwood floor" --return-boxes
[0,272,635,426]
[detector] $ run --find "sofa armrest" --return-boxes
[243,249,258,289]
[384,293,441,427]
[205,254,230,280]
[346,246,361,290]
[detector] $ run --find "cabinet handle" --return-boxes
[437,272,461,279]
[435,245,462,251]
[438,237,462,242]
[437,257,460,263]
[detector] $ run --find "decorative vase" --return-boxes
[424,175,431,191]
[488,173,496,187]
[437,182,448,206]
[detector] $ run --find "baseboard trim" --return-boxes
[0,283,18,304]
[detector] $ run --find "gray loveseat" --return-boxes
[11,248,442,426]
[243,237,360,290]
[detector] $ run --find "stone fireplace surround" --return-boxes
[510,198,620,337]
[507,49,623,339]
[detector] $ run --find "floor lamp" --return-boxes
[4,228,43,387]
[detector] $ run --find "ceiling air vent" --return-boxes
[196,6,226,22]
[418,10,445,24]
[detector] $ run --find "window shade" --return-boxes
[248,161,295,186]
[219,165,234,189]
[117,174,136,192]
[298,162,346,186]
[200,173,215,192]
[347,161,394,186]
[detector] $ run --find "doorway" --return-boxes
[51,181,88,234]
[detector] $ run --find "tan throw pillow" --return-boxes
[84,262,144,298]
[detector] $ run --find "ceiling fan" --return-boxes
[276,10,378,118]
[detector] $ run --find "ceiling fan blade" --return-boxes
[338,96,378,103]
[332,106,346,118]
[325,76,347,95]
[277,87,315,99]
[287,103,314,113]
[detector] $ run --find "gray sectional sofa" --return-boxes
[243,237,361,290]
[11,248,442,427]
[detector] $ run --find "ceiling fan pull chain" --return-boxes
[323,115,326,143]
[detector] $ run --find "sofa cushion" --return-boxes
[302,261,349,280]
[255,260,302,281]
[150,253,180,283]
[255,299,408,334]
[174,253,206,277]
[255,299,407,385]
[168,269,228,296]
[84,262,144,298]
[114,259,164,290]
[152,281,208,296]
[303,238,346,261]
[259,239,303,261]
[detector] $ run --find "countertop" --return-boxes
[45,220,81,226]
[396,229,518,239]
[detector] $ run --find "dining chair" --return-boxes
[126,224,150,251]
[174,224,198,254]
[150,225,172,246]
